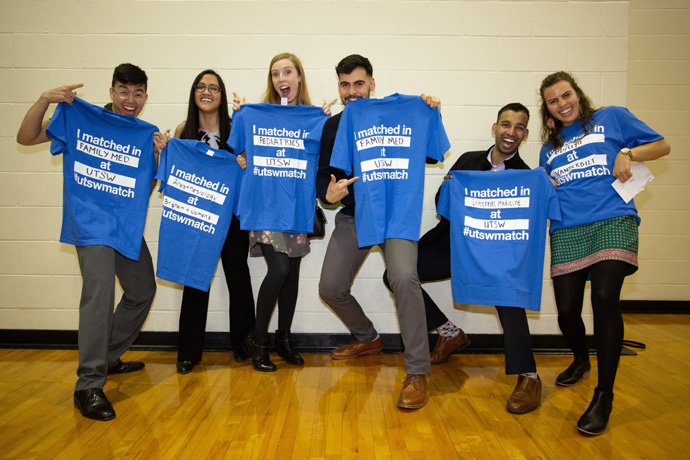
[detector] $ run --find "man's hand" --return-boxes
[322,98,337,116]
[236,152,247,169]
[17,83,84,146]
[42,83,84,105]
[325,174,359,203]
[232,92,247,112]
[420,93,441,110]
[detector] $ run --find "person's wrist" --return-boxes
[619,148,633,161]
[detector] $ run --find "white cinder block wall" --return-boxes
[1,1,687,337]
[625,0,690,301]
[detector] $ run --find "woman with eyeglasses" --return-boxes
[230,53,332,372]
[173,69,255,374]
[538,71,670,435]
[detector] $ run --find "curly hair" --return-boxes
[538,71,597,149]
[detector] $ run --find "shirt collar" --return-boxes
[487,146,517,172]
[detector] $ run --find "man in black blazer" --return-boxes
[383,102,543,414]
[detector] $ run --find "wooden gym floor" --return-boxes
[0,314,688,459]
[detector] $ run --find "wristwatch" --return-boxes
[620,148,633,160]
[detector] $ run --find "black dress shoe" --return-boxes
[577,387,614,436]
[233,349,250,363]
[176,360,195,374]
[108,360,145,375]
[244,332,276,372]
[74,388,116,421]
[556,357,591,386]
[275,330,304,366]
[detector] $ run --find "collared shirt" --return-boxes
[487,147,517,172]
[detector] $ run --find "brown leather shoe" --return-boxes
[430,329,470,364]
[330,337,383,360]
[397,374,428,409]
[506,375,541,414]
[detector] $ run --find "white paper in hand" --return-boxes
[611,162,654,203]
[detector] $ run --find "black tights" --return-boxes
[553,260,628,394]
[254,243,302,340]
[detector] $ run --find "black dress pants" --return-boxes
[385,231,536,374]
[177,215,255,362]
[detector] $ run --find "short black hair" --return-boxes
[335,54,373,78]
[111,63,148,92]
[497,102,529,123]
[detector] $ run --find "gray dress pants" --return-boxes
[319,212,431,374]
[74,239,156,391]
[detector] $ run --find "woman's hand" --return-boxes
[236,152,247,169]
[612,151,633,183]
[232,92,247,112]
[153,130,171,165]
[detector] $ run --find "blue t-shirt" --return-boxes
[437,168,561,310]
[539,106,663,232]
[155,138,241,291]
[329,93,450,247]
[228,103,327,233]
[46,97,157,261]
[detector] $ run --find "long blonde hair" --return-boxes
[261,53,312,105]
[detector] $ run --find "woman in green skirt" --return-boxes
[538,71,670,435]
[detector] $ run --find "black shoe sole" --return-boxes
[555,370,590,387]
[277,353,305,366]
[234,353,250,363]
[74,402,116,421]
[577,425,606,436]
[251,363,277,372]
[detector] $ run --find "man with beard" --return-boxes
[316,54,466,409]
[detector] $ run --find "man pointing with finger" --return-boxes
[317,54,454,409]
[16,63,168,421]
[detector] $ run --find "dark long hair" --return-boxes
[179,69,232,152]
[538,71,597,150]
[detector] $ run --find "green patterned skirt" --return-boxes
[550,215,638,278]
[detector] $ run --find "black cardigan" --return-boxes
[419,147,530,248]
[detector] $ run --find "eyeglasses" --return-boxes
[112,88,146,101]
[195,84,221,93]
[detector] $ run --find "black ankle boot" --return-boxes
[577,387,614,436]
[244,332,276,372]
[275,330,304,366]
[556,356,591,386]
